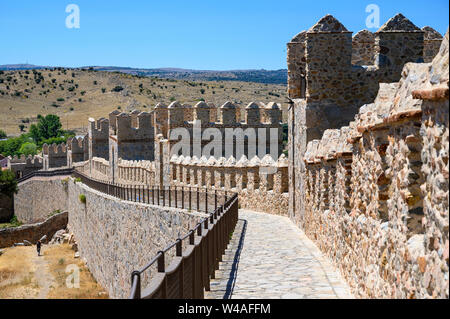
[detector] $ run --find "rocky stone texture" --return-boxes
[14,176,69,224]
[352,30,375,66]
[0,211,68,248]
[423,27,444,63]
[67,178,205,299]
[296,31,449,298]
[308,14,349,32]
[377,13,422,32]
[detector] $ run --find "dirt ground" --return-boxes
[0,243,108,299]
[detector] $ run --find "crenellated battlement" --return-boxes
[296,29,449,298]
[108,110,155,163]
[7,155,44,178]
[43,143,68,169]
[287,14,443,140]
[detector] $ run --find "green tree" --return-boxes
[0,129,6,139]
[30,114,62,144]
[0,169,18,197]
[18,142,37,156]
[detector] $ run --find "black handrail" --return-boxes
[17,168,74,184]
[71,168,239,299]
[129,193,238,299]
[72,169,230,214]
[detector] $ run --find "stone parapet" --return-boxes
[299,31,449,298]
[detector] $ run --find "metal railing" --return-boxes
[129,193,238,299]
[72,170,233,214]
[72,168,239,299]
[17,168,74,184]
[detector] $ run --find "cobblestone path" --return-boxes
[205,209,353,299]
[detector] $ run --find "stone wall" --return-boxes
[0,211,68,248]
[14,177,69,224]
[43,143,68,169]
[165,101,283,161]
[109,111,155,161]
[287,14,444,227]
[67,179,205,299]
[422,26,444,63]
[169,154,289,215]
[297,31,449,299]
[352,30,375,66]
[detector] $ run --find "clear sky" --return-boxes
[0,0,448,70]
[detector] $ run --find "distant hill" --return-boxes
[0,67,287,135]
[0,64,287,85]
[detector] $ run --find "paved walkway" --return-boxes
[205,210,353,299]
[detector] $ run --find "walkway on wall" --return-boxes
[204,210,353,299]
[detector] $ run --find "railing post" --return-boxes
[157,251,167,298]
[176,238,182,257]
[131,271,141,299]
[169,186,171,207]
[205,189,208,213]
[157,251,165,272]
[176,238,184,298]
[163,186,166,206]
[157,187,160,206]
[196,188,199,212]
[215,190,217,211]
[181,187,184,210]
[189,188,192,211]
[147,187,150,204]
[175,186,178,208]
[189,230,195,245]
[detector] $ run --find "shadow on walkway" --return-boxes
[223,219,247,299]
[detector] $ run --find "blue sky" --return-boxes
[0,0,448,70]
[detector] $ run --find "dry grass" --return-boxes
[0,246,39,298]
[0,244,108,299]
[0,69,287,136]
[43,244,108,299]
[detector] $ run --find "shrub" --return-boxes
[57,98,65,102]
[0,169,18,197]
[79,194,86,204]
[101,88,106,93]
[0,129,6,139]
[0,215,22,229]
[18,142,37,156]
[111,86,124,92]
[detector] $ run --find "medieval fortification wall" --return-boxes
[287,13,448,298]
[67,179,205,298]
